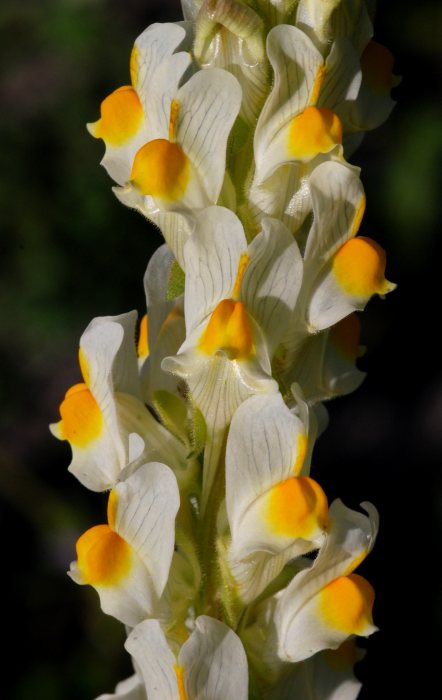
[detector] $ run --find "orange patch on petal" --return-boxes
[319,574,375,635]
[88,86,144,146]
[76,524,132,586]
[232,253,250,300]
[174,665,188,700]
[107,490,119,531]
[332,237,395,299]
[309,64,327,106]
[78,346,90,386]
[59,383,103,448]
[138,314,149,359]
[266,476,328,539]
[288,107,342,161]
[131,139,190,201]
[199,299,254,359]
[130,46,139,87]
[169,99,181,143]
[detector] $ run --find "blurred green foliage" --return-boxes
[0,0,440,698]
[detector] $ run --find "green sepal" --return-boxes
[187,405,207,458]
[153,390,188,444]
[229,115,250,155]
[166,260,185,301]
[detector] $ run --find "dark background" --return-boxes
[0,0,440,697]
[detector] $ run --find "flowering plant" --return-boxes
[52,1,397,697]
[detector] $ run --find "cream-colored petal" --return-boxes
[176,68,242,203]
[96,674,147,700]
[317,40,362,111]
[241,217,303,354]
[139,52,192,141]
[307,236,395,331]
[226,392,307,535]
[303,161,365,278]
[247,162,309,234]
[267,643,363,700]
[179,616,248,700]
[80,312,141,402]
[112,462,180,597]
[275,499,378,661]
[183,206,246,333]
[125,620,179,700]
[254,25,324,179]
[132,23,189,105]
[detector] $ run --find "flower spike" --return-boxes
[58,4,397,697]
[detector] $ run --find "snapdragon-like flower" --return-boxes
[163,205,302,508]
[69,462,180,626]
[50,312,186,491]
[224,391,327,603]
[273,499,378,662]
[58,2,398,697]
[125,616,249,699]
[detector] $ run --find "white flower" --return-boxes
[274,499,379,662]
[50,312,186,491]
[96,675,146,700]
[69,463,180,626]
[126,616,249,700]
[225,392,327,603]
[163,205,302,509]
[247,24,358,233]
[88,22,242,265]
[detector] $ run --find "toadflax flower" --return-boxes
[56,2,398,697]
[50,312,186,491]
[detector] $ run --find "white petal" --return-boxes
[80,312,141,402]
[179,616,248,700]
[99,125,148,187]
[132,23,188,106]
[226,393,306,536]
[140,51,192,141]
[254,25,324,180]
[164,349,276,511]
[345,81,396,134]
[69,553,158,627]
[183,206,247,333]
[303,162,365,276]
[96,674,147,700]
[242,217,303,353]
[229,540,315,605]
[275,499,378,661]
[268,644,363,700]
[115,393,187,472]
[247,162,310,234]
[152,211,195,272]
[64,424,126,492]
[125,620,179,700]
[113,462,180,597]
[317,40,362,110]
[283,330,365,404]
[176,68,242,202]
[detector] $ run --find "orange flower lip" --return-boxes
[199,299,255,360]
